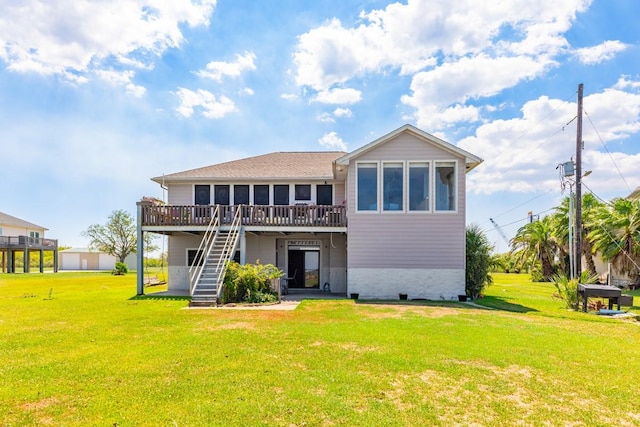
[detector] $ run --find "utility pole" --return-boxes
[575,83,584,279]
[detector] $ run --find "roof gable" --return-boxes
[0,211,47,231]
[154,151,346,183]
[336,124,483,172]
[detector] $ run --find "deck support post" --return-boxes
[136,201,145,296]
[240,227,246,265]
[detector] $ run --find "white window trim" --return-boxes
[381,160,406,214]
[355,161,380,213]
[433,160,458,214]
[407,160,432,214]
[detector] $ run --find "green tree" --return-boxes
[511,216,558,281]
[588,198,640,278]
[465,224,493,299]
[83,210,157,262]
[549,193,604,276]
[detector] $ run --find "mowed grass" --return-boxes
[1,273,640,426]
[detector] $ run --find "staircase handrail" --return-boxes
[189,205,220,295]
[214,207,242,300]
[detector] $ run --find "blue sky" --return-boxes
[1,0,639,252]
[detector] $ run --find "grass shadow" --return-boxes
[129,294,191,302]
[353,299,491,310]
[471,295,539,313]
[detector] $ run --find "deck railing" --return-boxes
[0,236,58,249]
[141,204,347,227]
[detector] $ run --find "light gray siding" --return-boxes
[345,132,467,270]
[167,184,193,204]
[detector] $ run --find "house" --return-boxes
[58,248,136,271]
[0,211,58,273]
[136,124,483,304]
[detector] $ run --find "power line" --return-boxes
[583,109,632,193]
[480,91,578,173]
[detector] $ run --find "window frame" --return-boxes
[356,161,379,212]
[434,160,458,213]
[408,161,431,213]
[382,161,405,213]
[294,184,311,202]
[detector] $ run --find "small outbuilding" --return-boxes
[59,248,136,271]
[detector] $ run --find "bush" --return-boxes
[222,261,283,304]
[112,262,128,275]
[553,271,599,309]
[466,224,493,299]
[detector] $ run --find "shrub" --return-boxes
[466,224,493,299]
[553,271,599,309]
[112,262,128,275]
[222,261,282,304]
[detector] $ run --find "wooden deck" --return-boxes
[0,236,58,250]
[140,204,347,228]
[0,236,58,273]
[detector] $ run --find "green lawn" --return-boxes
[1,272,639,426]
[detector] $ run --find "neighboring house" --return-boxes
[59,248,136,271]
[0,211,58,273]
[136,124,483,304]
[592,186,640,287]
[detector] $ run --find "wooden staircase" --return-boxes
[189,207,241,307]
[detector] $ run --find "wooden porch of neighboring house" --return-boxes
[136,202,348,305]
[0,236,59,273]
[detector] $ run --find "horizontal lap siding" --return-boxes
[168,184,193,205]
[347,215,464,268]
[346,133,466,270]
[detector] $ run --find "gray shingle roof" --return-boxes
[153,151,346,183]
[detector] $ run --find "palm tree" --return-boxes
[550,194,604,276]
[588,198,640,278]
[580,193,605,275]
[512,215,558,281]
[549,196,571,276]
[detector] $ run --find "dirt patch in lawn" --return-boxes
[356,304,469,319]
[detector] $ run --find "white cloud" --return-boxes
[574,40,629,64]
[458,84,640,197]
[94,70,146,97]
[317,113,335,123]
[318,131,347,150]
[613,76,640,91]
[280,93,298,101]
[312,87,362,105]
[196,51,257,81]
[293,0,591,130]
[333,107,352,118]
[402,54,553,129]
[0,0,216,90]
[240,87,255,96]
[175,88,237,119]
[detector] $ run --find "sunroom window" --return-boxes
[383,162,403,211]
[409,162,429,211]
[435,161,456,211]
[357,163,378,211]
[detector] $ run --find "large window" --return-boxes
[316,185,333,205]
[274,185,290,205]
[383,162,403,211]
[214,185,230,205]
[254,185,269,205]
[194,185,210,205]
[357,163,378,211]
[294,185,311,201]
[233,185,249,205]
[409,162,429,211]
[435,162,456,211]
